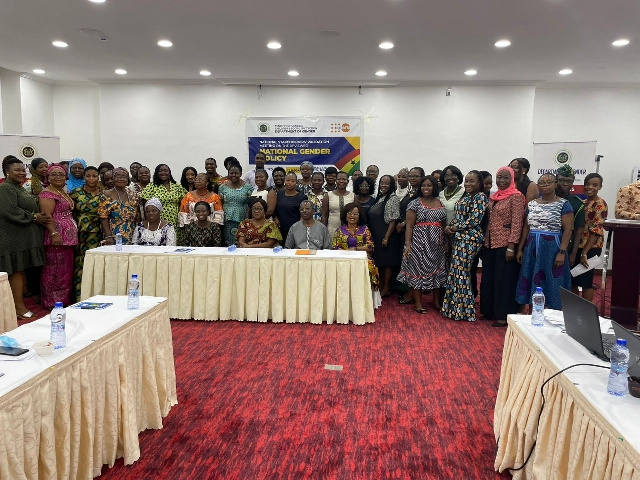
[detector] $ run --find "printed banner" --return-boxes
[532,141,597,196]
[246,116,362,174]
[0,134,61,168]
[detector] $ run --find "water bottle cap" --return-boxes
[54,301,63,307]
[535,287,543,293]
[617,338,627,346]
[131,274,138,279]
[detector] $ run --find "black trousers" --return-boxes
[480,247,521,320]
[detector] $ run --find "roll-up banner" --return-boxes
[532,141,597,196]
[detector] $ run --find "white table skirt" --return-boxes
[0,273,17,333]
[494,315,640,479]
[0,296,177,479]
[81,246,376,324]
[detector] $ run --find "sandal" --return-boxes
[398,297,415,305]
[414,307,428,314]
[17,311,35,319]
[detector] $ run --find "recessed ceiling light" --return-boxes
[379,42,394,50]
[267,41,282,49]
[52,40,68,48]
[88,0,106,3]
[612,38,630,47]
[33,69,46,74]
[288,70,299,77]
[559,68,573,75]
[200,70,212,76]
[157,39,173,48]
[495,39,511,48]
[464,69,477,76]
[375,70,387,77]
[115,68,127,75]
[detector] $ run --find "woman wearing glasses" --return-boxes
[515,173,573,310]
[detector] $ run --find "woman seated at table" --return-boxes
[236,198,282,248]
[331,202,381,307]
[132,198,177,246]
[184,201,223,247]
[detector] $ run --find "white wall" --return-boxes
[0,68,23,134]
[53,85,101,163]
[20,76,54,136]
[532,87,640,210]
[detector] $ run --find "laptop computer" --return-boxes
[612,321,640,377]
[560,288,616,361]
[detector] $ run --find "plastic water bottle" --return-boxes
[531,287,545,327]
[227,245,237,252]
[127,274,140,310]
[607,339,629,396]
[115,232,123,251]
[273,246,283,253]
[50,302,66,349]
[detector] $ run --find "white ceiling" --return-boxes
[1,0,639,86]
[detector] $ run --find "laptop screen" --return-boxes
[560,288,608,361]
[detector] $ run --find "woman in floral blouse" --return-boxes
[235,198,282,248]
[572,173,608,302]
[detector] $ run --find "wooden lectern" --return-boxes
[603,219,640,329]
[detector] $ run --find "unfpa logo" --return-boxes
[330,123,350,133]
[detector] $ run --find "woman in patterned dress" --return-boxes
[572,173,607,302]
[99,167,140,245]
[179,173,223,227]
[23,157,48,196]
[39,164,79,308]
[140,164,187,243]
[516,173,573,310]
[184,201,223,247]
[218,162,254,246]
[132,198,177,246]
[332,202,379,289]
[441,171,489,321]
[307,172,326,221]
[397,176,447,313]
[235,198,282,247]
[70,166,103,301]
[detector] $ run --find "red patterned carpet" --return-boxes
[15,278,612,479]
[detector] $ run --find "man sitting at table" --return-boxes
[285,200,332,250]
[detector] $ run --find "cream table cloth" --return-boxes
[0,272,17,333]
[494,315,640,479]
[81,245,376,324]
[0,295,177,479]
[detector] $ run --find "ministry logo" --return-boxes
[20,143,37,160]
[554,149,572,166]
[257,122,270,135]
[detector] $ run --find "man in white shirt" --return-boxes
[244,152,274,188]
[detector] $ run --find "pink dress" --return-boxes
[38,190,78,308]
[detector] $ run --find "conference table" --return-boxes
[81,245,376,324]
[0,272,17,333]
[0,295,177,479]
[494,314,640,480]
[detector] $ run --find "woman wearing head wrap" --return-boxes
[66,158,87,192]
[23,157,49,196]
[38,163,79,308]
[132,197,177,246]
[98,167,140,245]
[555,164,585,267]
[479,166,525,327]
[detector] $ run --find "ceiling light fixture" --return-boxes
[52,40,68,48]
[33,69,46,74]
[157,39,173,48]
[494,39,511,48]
[375,70,387,77]
[559,68,573,75]
[88,0,106,3]
[464,69,477,76]
[288,70,299,77]
[200,70,212,76]
[612,38,630,47]
[379,41,394,50]
[115,68,127,75]
[267,41,282,49]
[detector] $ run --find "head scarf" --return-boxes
[145,197,163,212]
[47,163,67,177]
[556,164,575,178]
[66,158,87,192]
[490,166,523,202]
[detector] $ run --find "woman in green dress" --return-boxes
[140,164,187,243]
[70,166,103,301]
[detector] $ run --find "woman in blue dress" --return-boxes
[516,173,573,310]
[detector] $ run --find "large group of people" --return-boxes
[1,151,623,324]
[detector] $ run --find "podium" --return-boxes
[604,219,640,329]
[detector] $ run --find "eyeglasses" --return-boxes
[48,172,66,177]
[537,181,556,187]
